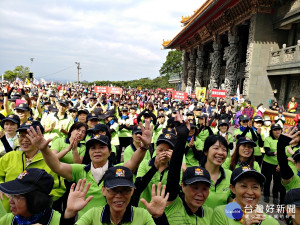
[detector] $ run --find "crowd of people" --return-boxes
[0,81,299,225]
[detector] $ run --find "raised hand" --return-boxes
[282,126,300,145]
[140,182,169,218]
[64,179,93,219]
[26,126,52,151]
[188,136,194,148]
[137,120,152,148]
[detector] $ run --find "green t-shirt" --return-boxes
[285,145,300,174]
[71,163,107,218]
[263,136,278,165]
[222,158,261,172]
[110,122,120,146]
[185,137,203,167]
[136,158,182,209]
[282,175,300,191]
[212,205,279,225]
[233,128,253,141]
[76,205,155,225]
[0,210,61,225]
[0,201,6,218]
[165,196,213,225]
[123,144,151,163]
[253,133,264,156]
[51,137,86,164]
[203,167,232,209]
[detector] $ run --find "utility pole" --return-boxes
[75,62,81,83]
[29,58,34,81]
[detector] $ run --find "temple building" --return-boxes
[163,0,300,108]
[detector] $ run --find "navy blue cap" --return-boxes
[86,134,111,151]
[237,137,257,147]
[230,166,265,185]
[103,166,135,189]
[182,166,211,185]
[285,188,300,207]
[15,103,30,111]
[0,168,53,195]
[156,133,176,148]
[17,120,44,134]
[1,114,20,128]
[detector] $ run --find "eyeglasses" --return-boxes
[5,194,25,202]
[242,120,249,123]
[105,187,132,195]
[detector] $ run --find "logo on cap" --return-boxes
[137,126,141,130]
[17,170,28,179]
[26,121,32,125]
[167,128,172,131]
[94,134,101,139]
[115,169,125,177]
[9,115,14,118]
[19,104,24,107]
[242,166,251,172]
[195,168,204,176]
[164,133,171,139]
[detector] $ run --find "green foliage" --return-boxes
[3,65,30,81]
[91,75,172,89]
[159,50,182,79]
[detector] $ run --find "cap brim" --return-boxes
[238,140,257,147]
[233,170,265,184]
[87,117,98,121]
[0,179,37,195]
[105,179,136,189]
[183,177,211,186]
[2,118,19,125]
[156,139,174,148]
[86,138,109,150]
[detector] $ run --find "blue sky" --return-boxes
[0,0,205,82]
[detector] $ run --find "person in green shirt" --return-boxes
[212,166,279,225]
[77,109,89,123]
[277,127,300,191]
[222,137,260,172]
[233,114,257,142]
[0,168,61,225]
[252,116,265,166]
[215,118,234,157]
[51,122,88,164]
[61,167,169,225]
[262,123,285,204]
[25,120,153,218]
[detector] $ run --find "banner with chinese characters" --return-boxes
[94,86,108,93]
[167,88,173,92]
[264,109,296,127]
[94,86,123,94]
[172,91,188,100]
[210,89,227,98]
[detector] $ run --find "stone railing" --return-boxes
[269,41,300,66]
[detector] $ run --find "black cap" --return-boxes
[144,110,151,118]
[292,150,300,162]
[69,107,78,113]
[186,111,194,116]
[1,114,20,128]
[43,101,51,106]
[58,100,69,107]
[182,166,211,185]
[86,134,111,151]
[237,137,257,147]
[230,166,265,185]
[271,124,282,130]
[285,188,300,207]
[132,125,142,134]
[195,107,202,111]
[17,120,45,134]
[156,133,176,148]
[87,113,98,121]
[88,124,108,133]
[78,109,89,115]
[253,116,263,122]
[0,168,54,195]
[239,114,249,121]
[103,166,135,189]
[218,118,229,127]
[49,105,58,112]
[122,107,128,111]
[157,113,165,118]
[15,103,30,111]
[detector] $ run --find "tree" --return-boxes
[159,50,182,80]
[3,65,30,81]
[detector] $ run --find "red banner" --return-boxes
[211,89,227,98]
[167,88,173,91]
[108,87,123,95]
[156,88,161,91]
[191,93,196,99]
[172,91,188,100]
[94,86,108,93]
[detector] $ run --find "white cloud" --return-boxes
[0,0,205,81]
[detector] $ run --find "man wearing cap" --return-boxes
[0,114,20,157]
[0,121,65,212]
[64,167,168,225]
[262,123,284,204]
[123,125,151,164]
[27,120,153,218]
[0,168,61,224]
[46,100,74,142]
[212,166,279,225]
[285,188,300,224]
[15,103,31,124]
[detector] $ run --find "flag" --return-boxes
[26,78,30,85]
[33,78,39,85]
[41,78,46,84]
[16,77,22,82]
[236,85,240,101]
